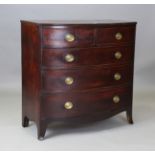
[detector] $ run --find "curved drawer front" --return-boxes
[41,86,132,119]
[42,65,133,92]
[96,26,136,46]
[42,46,134,68]
[42,26,94,48]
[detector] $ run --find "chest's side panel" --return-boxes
[21,22,41,122]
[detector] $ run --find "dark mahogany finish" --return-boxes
[21,20,137,140]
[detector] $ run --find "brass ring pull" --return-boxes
[113,95,120,103]
[65,77,74,85]
[64,101,73,110]
[114,73,121,81]
[115,51,122,60]
[65,33,75,42]
[65,54,75,62]
[115,32,123,40]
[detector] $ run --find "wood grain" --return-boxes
[21,20,136,139]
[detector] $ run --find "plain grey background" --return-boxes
[0,4,155,91]
[0,4,155,150]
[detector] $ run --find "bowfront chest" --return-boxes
[21,20,137,140]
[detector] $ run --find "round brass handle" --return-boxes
[65,77,74,85]
[115,32,123,40]
[115,51,122,60]
[65,33,75,42]
[64,101,73,110]
[65,54,75,62]
[114,73,121,81]
[113,95,120,103]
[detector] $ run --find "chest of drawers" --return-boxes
[21,20,137,140]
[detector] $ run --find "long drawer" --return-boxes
[41,65,133,93]
[41,86,132,119]
[42,46,134,68]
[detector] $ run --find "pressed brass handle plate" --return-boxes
[65,54,75,62]
[115,51,122,60]
[65,33,75,42]
[115,32,123,40]
[64,101,73,110]
[65,77,74,85]
[113,95,120,103]
[114,73,121,81]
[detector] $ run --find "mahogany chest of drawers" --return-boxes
[21,20,137,140]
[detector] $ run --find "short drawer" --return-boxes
[42,46,134,68]
[41,86,132,119]
[42,26,94,48]
[96,26,136,45]
[42,65,133,92]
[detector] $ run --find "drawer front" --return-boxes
[42,27,94,48]
[41,86,132,119]
[42,46,134,68]
[96,26,135,45]
[42,65,133,92]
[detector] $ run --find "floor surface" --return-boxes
[0,88,155,150]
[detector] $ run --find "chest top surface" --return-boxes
[21,20,137,26]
